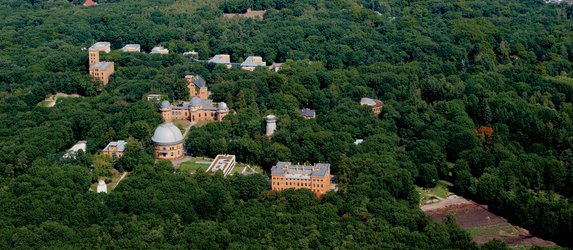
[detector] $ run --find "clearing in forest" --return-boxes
[37,93,82,107]
[422,196,556,247]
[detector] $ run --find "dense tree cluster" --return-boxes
[0,0,572,248]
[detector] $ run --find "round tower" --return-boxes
[160,100,172,122]
[265,115,277,136]
[152,122,185,160]
[217,102,229,122]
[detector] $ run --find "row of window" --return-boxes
[156,150,182,157]
[161,145,182,150]
[171,111,188,116]
[273,187,322,193]
[272,182,324,188]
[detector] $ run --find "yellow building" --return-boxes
[88,42,114,85]
[185,75,209,99]
[88,42,110,66]
[89,62,114,85]
[152,123,185,160]
[271,162,331,195]
[160,97,229,123]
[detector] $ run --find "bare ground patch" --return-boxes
[422,196,556,247]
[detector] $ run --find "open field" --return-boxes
[37,93,81,107]
[417,181,450,205]
[172,120,191,134]
[232,163,263,175]
[422,196,556,247]
[178,157,212,173]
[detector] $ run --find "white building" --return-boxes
[206,155,236,177]
[121,44,141,52]
[96,180,108,193]
[151,46,169,54]
[63,140,87,159]
[240,56,266,71]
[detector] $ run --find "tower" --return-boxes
[216,102,229,122]
[88,49,99,66]
[160,100,172,122]
[265,115,277,136]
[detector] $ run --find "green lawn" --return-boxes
[172,120,191,134]
[417,180,450,204]
[179,160,210,172]
[37,100,51,107]
[430,182,449,199]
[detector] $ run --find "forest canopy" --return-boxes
[0,0,572,248]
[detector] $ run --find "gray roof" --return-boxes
[271,162,330,178]
[89,42,110,51]
[166,98,228,111]
[90,61,113,71]
[218,102,228,110]
[360,97,376,106]
[300,108,316,117]
[161,100,170,108]
[188,75,206,88]
[190,96,202,106]
[121,44,141,52]
[208,54,230,64]
[360,97,384,107]
[103,140,127,152]
[240,56,266,67]
[152,123,184,146]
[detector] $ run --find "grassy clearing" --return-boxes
[178,157,212,173]
[172,120,191,133]
[430,182,449,198]
[417,181,450,204]
[37,100,51,107]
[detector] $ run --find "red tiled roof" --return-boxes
[84,0,97,7]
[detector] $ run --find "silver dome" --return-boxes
[152,122,184,146]
[190,96,201,106]
[218,102,228,110]
[161,100,170,108]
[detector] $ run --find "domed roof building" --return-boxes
[218,102,228,110]
[190,96,202,107]
[160,98,230,123]
[152,122,185,160]
[161,100,170,108]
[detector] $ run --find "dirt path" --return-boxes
[43,93,81,107]
[182,122,194,138]
[421,195,472,211]
[112,172,128,190]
